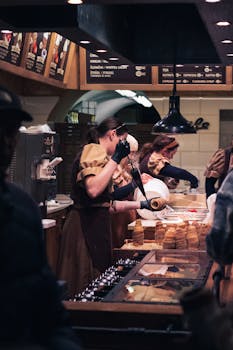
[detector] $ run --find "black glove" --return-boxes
[111,140,130,164]
[140,197,167,211]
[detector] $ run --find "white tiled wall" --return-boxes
[150,97,233,191]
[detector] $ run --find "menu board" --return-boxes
[86,52,152,84]
[159,65,226,84]
[26,32,51,74]
[0,32,26,66]
[49,34,71,81]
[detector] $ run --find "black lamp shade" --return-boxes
[152,96,196,134]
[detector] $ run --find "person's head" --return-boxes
[140,134,179,161]
[0,86,32,180]
[86,117,128,156]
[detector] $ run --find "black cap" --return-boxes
[0,85,33,122]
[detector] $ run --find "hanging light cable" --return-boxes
[152,62,196,134]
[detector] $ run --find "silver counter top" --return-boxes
[47,194,73,214]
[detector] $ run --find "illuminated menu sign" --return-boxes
[86,52,152,84]
[0,32,26,66]
[159,65,226,84]
[26,32,51,74]
[49,34,71,81]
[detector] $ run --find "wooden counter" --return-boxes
[45,194,72,276]
[64,249,217,350]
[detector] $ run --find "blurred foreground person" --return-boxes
[180,287,233,350]
[58,117,158,297]
[0,86,82,349]
[180,169,233,350]
[206,169,233,265]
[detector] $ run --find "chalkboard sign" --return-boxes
[0,32,26,66]
[49,34,71,81]
[159,65,226,84]
[25,32,51,74]
[86,52,152,84]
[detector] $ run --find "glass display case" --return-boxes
[65,249,214,350]
[104,250,212,305]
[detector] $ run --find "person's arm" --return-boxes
[85,159,118,198]
[111,182,136,200]
[160,163,198,188]
[111,197,167,213]
[205,176,218,198]
[83,141,130,198]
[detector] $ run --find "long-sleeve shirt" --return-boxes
[139,151,198,188]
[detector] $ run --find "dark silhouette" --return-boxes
[0,85,82,350]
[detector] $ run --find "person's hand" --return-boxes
[164,177,179,189]
[111,140,130,164]
[140,197,167,211]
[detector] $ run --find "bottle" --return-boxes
[132,219,144,246]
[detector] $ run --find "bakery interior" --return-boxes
[1,1,233,349]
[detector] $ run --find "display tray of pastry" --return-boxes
[147,251,202,264]
[119,279,201,304]
[138,263,201,279]
[121,240,163,250]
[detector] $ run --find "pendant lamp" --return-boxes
[152,63,196,134]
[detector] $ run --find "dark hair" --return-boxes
[85,117,128,144]
[139,134,179,161]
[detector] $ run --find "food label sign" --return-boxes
[86,52,152,84]
[26,32,51,74]
[0,32,26,66]
[159,65,226,84]
[49,34,71,81]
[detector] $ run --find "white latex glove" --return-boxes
[189,188,199,194]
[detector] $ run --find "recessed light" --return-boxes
[216,21,231,26]
[67,0,83,4]
[205,0,221,3]
[221,39,233,44]
[80,40,91,44]
[1,29,12,33]
[96,49,107,53]
[109,57,119,61]
[227,53,233,56]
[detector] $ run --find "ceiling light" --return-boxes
[227,53,233,56]
[67,0,83,4]
[216,21,231,26]
[96,49,107,53]
[80,40,90,44]
[115,90,136,98]
[115,90,152,108]
[109,57,119,61]
[205,0,221,2]
[1,29,12,33]
[221,39,233,44]
[152,64,196,134]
